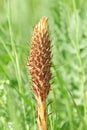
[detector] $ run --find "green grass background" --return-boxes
[0,0,87,130]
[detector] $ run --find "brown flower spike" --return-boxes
[28,17,51,130]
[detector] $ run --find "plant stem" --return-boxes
[37,97,47,130]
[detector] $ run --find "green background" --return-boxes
[0,0,87,130]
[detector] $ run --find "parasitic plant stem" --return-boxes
[28,17,51,130]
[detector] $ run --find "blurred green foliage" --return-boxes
[0,0,87,130]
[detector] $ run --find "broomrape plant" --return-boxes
[28,17,51,130]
